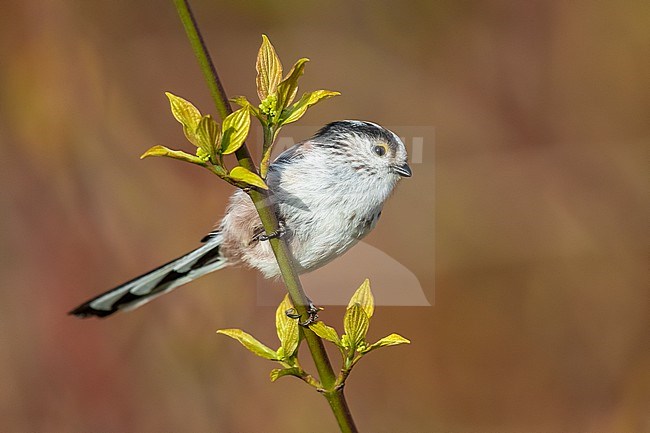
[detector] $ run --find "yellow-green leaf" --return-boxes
[220,107,251,155]
[276,58,309,111]
[216,329,278,360]
[347,278,374,319]
[182,125,201,148]
[343,303,369,351]
[195,115,221,159]
[275,295,300,358]
[270,367,301,382]
[280,90,340,126]
[165,92,202,129]
[231,95,263,120]
[309,321,341,346]
[360,333,410,354]
[140,145,206,165]
[228,166,268,190]
[231,95,251,107]
[256,35,283,101]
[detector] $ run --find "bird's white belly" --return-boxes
[286,204,382,273]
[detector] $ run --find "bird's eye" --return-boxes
[373,144,388,157]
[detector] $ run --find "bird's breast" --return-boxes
[279,195,383,272]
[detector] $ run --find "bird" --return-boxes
[69,120,412,318]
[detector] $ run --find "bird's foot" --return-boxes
[286,299,322,327]
[257,220,286,241]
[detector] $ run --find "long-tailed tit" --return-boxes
[69,120,411,318]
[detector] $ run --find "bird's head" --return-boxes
[311,120,412,183]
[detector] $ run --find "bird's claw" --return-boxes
[285,308,301,319]
[258,220,286,241]
[285,301,322,327]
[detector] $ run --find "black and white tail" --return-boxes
[69,234,227,318]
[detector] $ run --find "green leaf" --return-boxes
[279,90,340,126]
[360,333,410,354]
[165,92,202,130]
[270,367,301,382]
[231,95,263,120]
[228,166,268,190]
[343,303,370,351]
[216,329,278,361]
[231,95,250,107]
[347,278,374,320]
[275,295,300,359]
[140,145,206,166]
[309,321,341,346]
[182,126,201,148]
[256,35,283,102]
[276,58,309,111]
[220,107,251,155]
[195,115,221,160]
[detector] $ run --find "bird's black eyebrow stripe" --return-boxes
[311,143,341,149]
[313,121,399,150]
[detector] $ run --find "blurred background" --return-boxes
[1,1,648,432]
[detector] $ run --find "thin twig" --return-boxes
[171,1,358,431]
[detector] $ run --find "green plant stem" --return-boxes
[172,1,357,432]
[259,124,276,178]
[172,0,229,120]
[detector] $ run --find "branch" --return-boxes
[172,1,357,431]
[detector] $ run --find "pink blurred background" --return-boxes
[0,1,647,432]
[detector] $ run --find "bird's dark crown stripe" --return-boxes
[314,121,399,151]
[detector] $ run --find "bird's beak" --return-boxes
[393,162,412,177]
